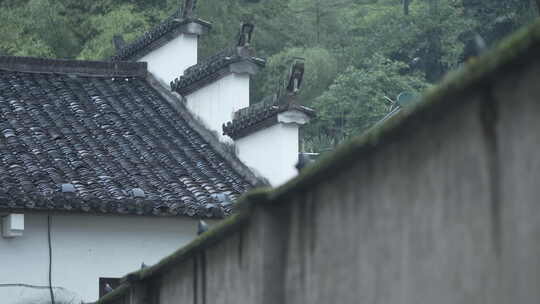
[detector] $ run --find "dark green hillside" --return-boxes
[0,0,537,151]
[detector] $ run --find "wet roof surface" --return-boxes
[0,59,254,218]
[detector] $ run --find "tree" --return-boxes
[253,47,338,105]
[287,0,355,47]
[24,0,80,58]
[0,7,53,57]
[0,0,536,151]
[306,54,428,149]
[344,1,473,82]
[462,0,537,46]
[77,5,151,60]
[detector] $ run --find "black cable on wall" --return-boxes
[47,214,55,304]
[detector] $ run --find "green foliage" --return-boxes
[0,0,537,151]
[306,54,428,150]
[77,5,151,60]
[255,47,338,105]
[342,1,473,81]
[25,0,80,58]
[0,7,53,57]
[197,1,246,57]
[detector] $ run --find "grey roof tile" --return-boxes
[223,95,315,140]
[110,7,211,62]
[0,56,258,218]
[170,47,265,95]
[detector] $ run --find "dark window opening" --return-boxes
[99,277,121,298]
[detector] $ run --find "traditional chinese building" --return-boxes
[0,1,312,303]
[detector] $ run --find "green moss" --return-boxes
[94,20,540,303]
[233,186,273,210]
[94,283,130,304]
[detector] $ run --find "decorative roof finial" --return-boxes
[182,0,197,18]
[286,58,305,94]
[112,35,126,52]
[237,23,254,47]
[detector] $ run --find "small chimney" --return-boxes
[237,22,254,48]
[223,59,314,186]
[112,35,126,52]
[286,58,305,94]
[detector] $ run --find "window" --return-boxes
[99,277,121,298]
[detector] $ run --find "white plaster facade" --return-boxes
[0,213,204,303]
[235,110,312,186]
[138,34,198,85]
[235,123,295,186]
[131,19,308,185]
[185,73,250,142]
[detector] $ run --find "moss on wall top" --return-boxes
[94,19,540,304]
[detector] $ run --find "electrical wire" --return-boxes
[0,283,62,290]
[47,214,55,304]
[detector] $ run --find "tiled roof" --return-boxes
[223,59,313,139]
[0,56,261,218]
[110,8,211,62]
[170,47,266,95]
[222,95,315,140]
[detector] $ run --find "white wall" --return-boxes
[139,34,198,85]
[185,73,250,142]
[0,213,204,303]
[236,122,299,186]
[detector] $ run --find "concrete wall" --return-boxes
[236,122,299,186]
[185,73,250,142]
[97,22,540,304]
[139,34,198,85]
[0,213,201,303]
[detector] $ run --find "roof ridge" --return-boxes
[184,47,238,74]
[170,22,265,94]
[0,56,147,77]
[222,94,315,140]
[170,46,265,95]
[110,10,211,62]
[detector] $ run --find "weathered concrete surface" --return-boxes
[95,21,540,304]
[281,92,501,304]
[495,63,540,303]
